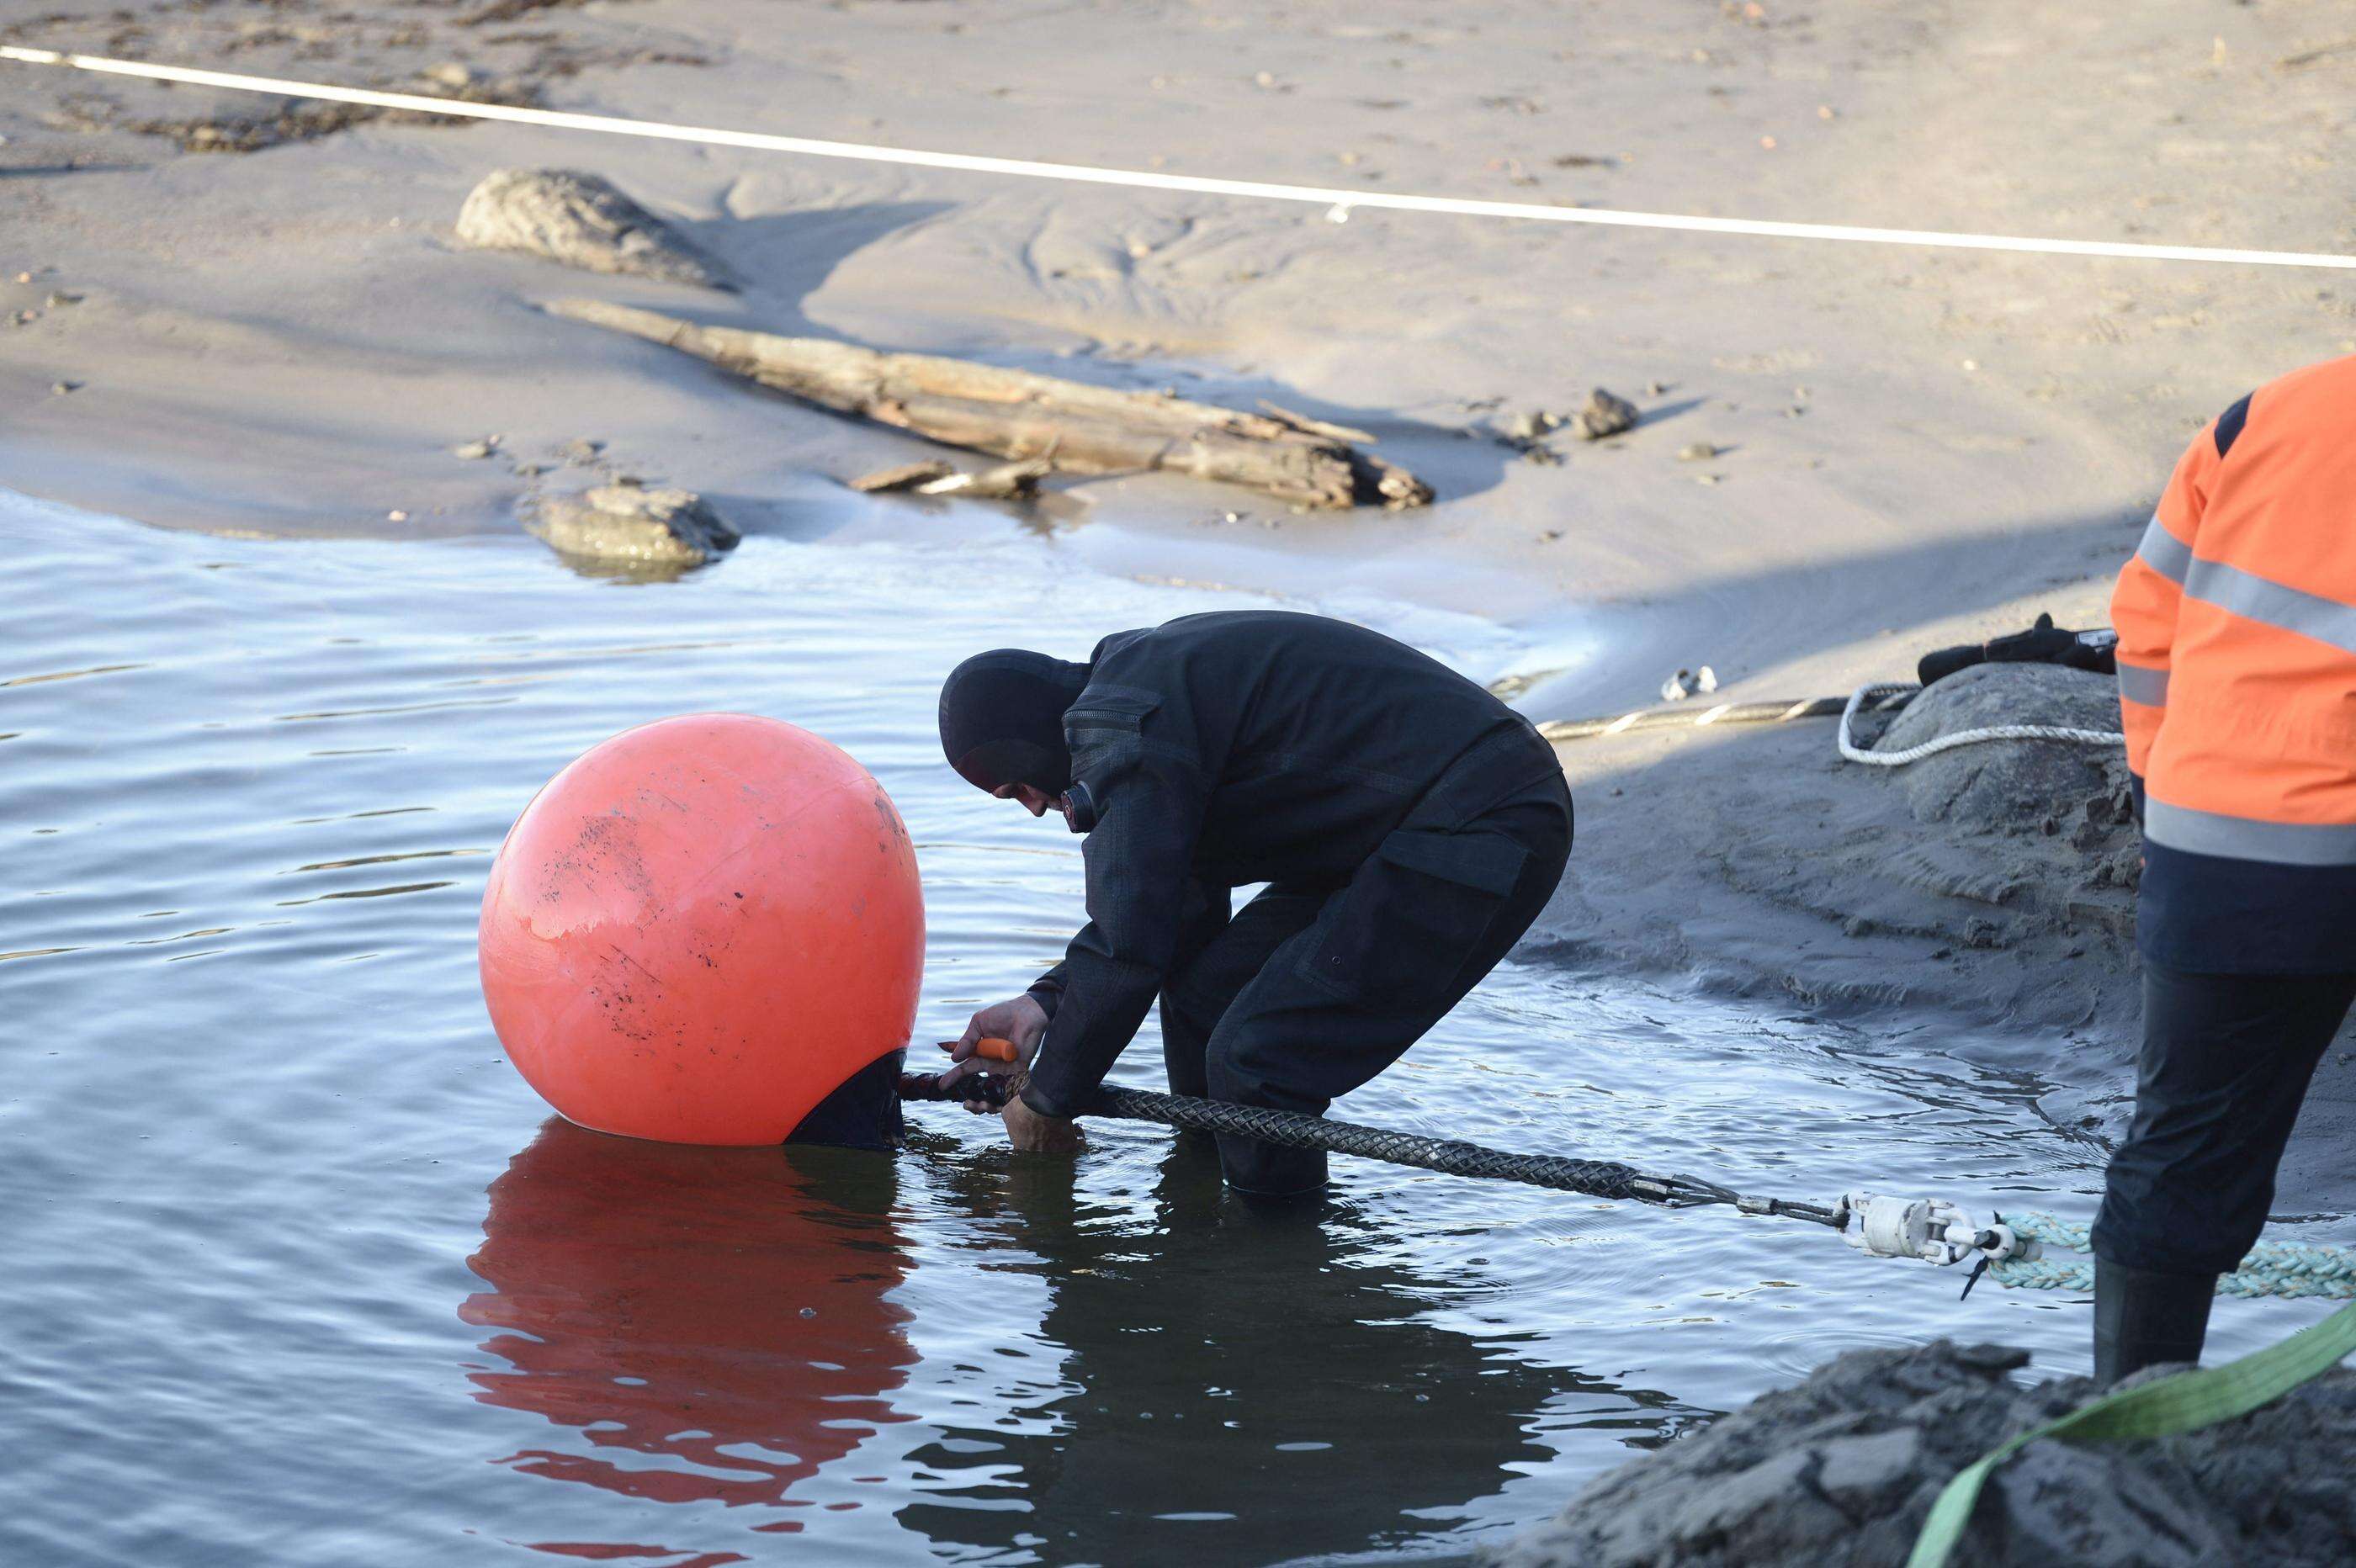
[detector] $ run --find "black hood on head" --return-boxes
[938,648,1090,794]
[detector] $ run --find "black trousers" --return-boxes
[2093,961,2356,1277]
[1157,748,1573,1195]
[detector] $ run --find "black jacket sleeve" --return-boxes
[1026,963,1069,1019]
[1021,741,1210,1119]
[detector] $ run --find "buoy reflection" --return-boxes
[459,1119,915,1516]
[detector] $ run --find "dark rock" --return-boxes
[456,169,730,289]
[525,485,738,570]
[1874,664,2125,835]
[1489,1341,2356,1568]
[1961,915,2008,949]
[1571,386,1640,439]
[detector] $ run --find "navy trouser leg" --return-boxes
[2093,961,2356,1277]
[1204,782,1573,1195]
[1158,884,1328,1100]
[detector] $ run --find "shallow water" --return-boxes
[2,491,2342,1568]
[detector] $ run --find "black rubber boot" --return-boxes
[1214,1134,1328,1200]
[2093,1258,2217,1385]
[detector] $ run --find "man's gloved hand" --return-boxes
[1918,613,2120,687]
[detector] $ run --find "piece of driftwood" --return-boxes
[1257,400,1377,444]
[546,299,1431,510]
[848,459,958,493]
[915,456,1053,501]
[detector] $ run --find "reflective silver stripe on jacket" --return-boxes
[2136,512,2193,584]
[2144,799,2356,867]
[2115,662,2169,708]
[2135,512,2356,656]
[2181,558,2356,658]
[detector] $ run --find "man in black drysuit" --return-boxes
[937,610,1573,1196]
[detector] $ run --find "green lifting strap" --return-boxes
[1908,1300,2356,1568]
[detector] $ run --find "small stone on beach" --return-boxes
[453,436,502,460]
[51,380,81,395]
[1571,387,1639,440]
[527,485,739,569]
[1659,666,1718,702]
[456,169,732,290]
[1678,442,1718,461]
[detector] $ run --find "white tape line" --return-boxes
[8,45,2356,271]
[1694,703,1734,725]
[1603,712,1643,735]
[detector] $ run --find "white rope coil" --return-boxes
[1837,681,2124,767]
[7,45,2356,272]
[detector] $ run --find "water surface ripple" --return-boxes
[1,492,2334,1567]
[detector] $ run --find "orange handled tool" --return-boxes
[938,1036,1021,1063]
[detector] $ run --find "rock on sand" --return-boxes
[1489,1340,2356,1567]
[455,169,732,290]
[526,485,739,569]
[1873,663,2129,837]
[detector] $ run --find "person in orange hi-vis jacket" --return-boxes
[2093,352,2356,1383]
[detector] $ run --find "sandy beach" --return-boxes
[9,3,2356,1560]
[12,3,2353,1047]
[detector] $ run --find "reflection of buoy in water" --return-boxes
[478,713,925,1145]
[459,1118,915,1511]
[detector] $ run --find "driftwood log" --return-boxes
[546,299,1431,511]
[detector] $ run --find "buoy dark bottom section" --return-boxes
[785,1048,908,1151]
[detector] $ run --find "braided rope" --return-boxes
[1536,691,1913,744]
[1989,1211,2356,1300]
[1837,681,2123,766]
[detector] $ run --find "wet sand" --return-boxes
[6,3,2354,1184]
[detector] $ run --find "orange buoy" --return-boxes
[478,713,925,1145]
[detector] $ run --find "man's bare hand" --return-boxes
[938,993,1049,1112]
[999,1073,1085,1155]
[933,996,1080,1152]
[944,993,1048,1066]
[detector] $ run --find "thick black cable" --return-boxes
[899,1073,1842,1224]
[1091,1085,1651,1200]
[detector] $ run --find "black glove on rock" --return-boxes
[1918,613,2119,687]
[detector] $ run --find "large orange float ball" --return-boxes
[479,714,924,1145]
